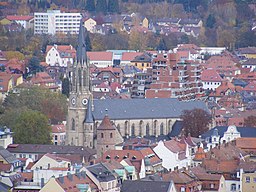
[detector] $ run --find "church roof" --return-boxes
[97,115,116,130]
[92,98,208,120]
[76,20,87,64]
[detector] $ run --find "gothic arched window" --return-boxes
[131,124,135,136]
[125,121,129,136]
[71,118,75,130]
[78,68,82,88]
[139,120,143,136]
[160,123,164,135]
[168,120,172,133]
[146,123,150,136]
[154,120,157,135]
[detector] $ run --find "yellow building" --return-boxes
[84,18,97,33]
[130,53,152,71]
[242,172,256,192]
[142,18,149,29]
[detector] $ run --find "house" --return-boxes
[51,124,66,145]
[236,47,256,59]
[130,53,152,71]
[139,147,162,174]
[153,139,193,171]
[40,171,96,192]
[101,149,146,179]
[0,146,21,171]
[121,180,177,192]
[240,58,256,71]
[178,18,203,27]
[162,170,202,192]
[30,72,59,91]
[45,44,76,68]
[83,18,97,33]
[201,125,256,151]
[5,58,26,74]
[201,68,223,91]
[0,72,14,101]
[0,127,13,149]
[31,153,71,171]
[87,52,113,68]
[5,15,34,29]
[120,52,143,66]
[85,163,120,192]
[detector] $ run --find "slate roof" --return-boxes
[201,126,256,139]
[169,120,183,137]
[7,144,96,159]
[92,98,208,120]
[121,180,173,192]
[0,147,19,164]
[86,163,116,182]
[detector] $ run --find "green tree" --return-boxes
[86,33,92,51]
[96,0,107,13]
[85,0,95,11]
[181,108,212,137]
[108,0,119,13]
[157,38,167,51]
[27,56,43,75]
[12,109,51,144]
[62,77,70,97]
[206,14,216,29]
[3,87,67,124]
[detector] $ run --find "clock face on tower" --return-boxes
[82,98,88,106]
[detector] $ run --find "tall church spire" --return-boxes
[76,19,87,65]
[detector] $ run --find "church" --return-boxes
[66,22,209,149]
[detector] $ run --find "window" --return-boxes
[71,118,75,130]
[180,186,185,192]
[146,123,150,136]
[110,133,113,138]
[210,183,215,189]
[160,123,164,135]
[101,133,104,138]
[131,124,135,136]
[246,176,250,183]
[231,184,236,191]
[55,135,58,140]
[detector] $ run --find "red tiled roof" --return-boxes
[87,51,113,61]
[201,69,223,82]
[97,115,116,130]
[102,149,144,162]
[235,138,256,150]
[140,147,162,165]
[121,52,143,61]
[30,72,56,84]
[20,172,33,181]
[52,124,66,133]
[56,172,98,192]
[0,162,12,172]
[25,162,34,170]
[163,140,186,153]
[6,15,34,21]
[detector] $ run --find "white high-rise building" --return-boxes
[34,10,82,35]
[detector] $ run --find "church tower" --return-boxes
[66,21,93,148]
[96,115,124,158]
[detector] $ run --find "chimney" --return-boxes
[67,172,73,181]
[81,171,86,179]
[59,175,64,184]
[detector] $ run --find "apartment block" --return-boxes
[34,10,82,35]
